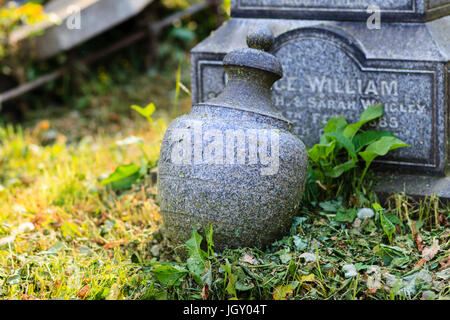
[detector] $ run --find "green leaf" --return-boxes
[323,116,348,135]
[6,274,21,285]
[170,27,195,42]
[131,103,155,121]
[359,136,410,167]
[335,208,357,223]
[235,280,254,291]
[325,159,356,178]
[380,213,396,243]
[363,219,378,233]
[353,130,394,152]
[319,200,342,212]
[185,230,208,284]
[308,141,335,163]
[100,164,142,191]
[324,132,357,162]
[226,273,237,297]
[61,222,81,239]
[174,64,181,105]
[151,265,188,286]
[343,104,383,139]
[293,236,308,251]
[205,224,214,256]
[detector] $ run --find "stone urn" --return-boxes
[158,26,308,251]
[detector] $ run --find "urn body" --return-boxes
[158,29,308,250]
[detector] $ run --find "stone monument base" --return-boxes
[374,171,450,203]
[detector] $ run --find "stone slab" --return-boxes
[191,17,450,176]
[374,171,450,202]
[231,0,450,22]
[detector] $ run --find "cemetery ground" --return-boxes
[0,58,449,301]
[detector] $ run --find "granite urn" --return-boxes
[158,27,308,251]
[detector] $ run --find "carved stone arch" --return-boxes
[272,26,368,66]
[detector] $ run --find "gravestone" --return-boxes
[191,0,450,200]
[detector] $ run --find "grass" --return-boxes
[0,48,449,301]
[0,118,167,299]
[1,107,448,300]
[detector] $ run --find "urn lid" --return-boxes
[223,25,283,79]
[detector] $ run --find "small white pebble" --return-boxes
[342,264,357,278]
[357,208,375,220]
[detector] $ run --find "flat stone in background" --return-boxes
[374,171,450,203]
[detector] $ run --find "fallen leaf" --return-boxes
[365,288,378,295]
[201,284,210,300]
[439,256,450,270]
[77,285,90,299]
[21,294,38,300]
[53,280,61,288]
[91,238,105,246]
[300,252,317,263]
[299,274,315,284]
[96,212,108,226]
[36,120,50,131]
[105,241,125,250]
[414,258,426,269]
[32,213,45,227]
[273,284,294,300]
[343,264,357,278]
[422,238,440,261]
[438,214,448,226]
[240,253,257,265]
[414,233,424,252]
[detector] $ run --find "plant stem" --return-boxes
[357,163,370,192]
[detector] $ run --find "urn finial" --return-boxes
[246,25,275,52]
[222,25,282,79]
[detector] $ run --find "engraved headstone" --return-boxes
[191,1,450,199]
